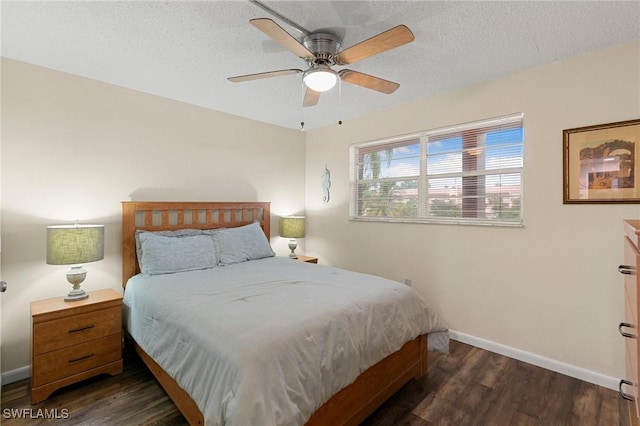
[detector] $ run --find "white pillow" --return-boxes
[138,232,218,275]
[213,222,275,265]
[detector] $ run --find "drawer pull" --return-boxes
[620,379,635,401]
[68,325,95,334]
[618,265,636,275]
[619,322,636,338]
[68,353,94,363]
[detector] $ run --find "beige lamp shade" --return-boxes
[279,216,305,239]
[47,224,105,265]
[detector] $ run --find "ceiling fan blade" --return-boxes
[303,87,321,107]
[339,70,400,94]
[250,18,315,61]
[335,25,415,66]
[228,69,302,83]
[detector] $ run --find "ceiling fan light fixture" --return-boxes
[303,66,338,92]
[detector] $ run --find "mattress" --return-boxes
[123,257,448,426]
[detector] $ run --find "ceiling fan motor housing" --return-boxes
[304,32,341,66]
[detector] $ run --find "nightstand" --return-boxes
[30,288,123,403]
[296,255,318,264]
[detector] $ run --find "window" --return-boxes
[350,113,523,226]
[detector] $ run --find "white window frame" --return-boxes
[349,113,524,227]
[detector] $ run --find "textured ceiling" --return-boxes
[2,1,639,130]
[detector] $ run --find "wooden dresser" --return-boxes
[30,288,123,403]
[621,220,640,425]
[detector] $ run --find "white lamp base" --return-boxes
[288,240,298,259]
[65,288,89,302]
[65,266,89,302]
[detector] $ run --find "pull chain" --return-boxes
[300,80,305,131]
[337,78,343,125]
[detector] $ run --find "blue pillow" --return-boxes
[135,229,210,267]
[138,232,218,275]
[212,222,274,265]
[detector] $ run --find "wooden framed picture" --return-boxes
[563,118,640,204]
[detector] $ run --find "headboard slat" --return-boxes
[121,201,271,287]
[144,211,153,227]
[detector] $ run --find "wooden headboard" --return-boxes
[121,201,271,286]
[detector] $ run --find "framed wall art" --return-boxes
[563,118,640,204]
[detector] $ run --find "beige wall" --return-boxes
[0,58,306,372]
[304,42,640,379]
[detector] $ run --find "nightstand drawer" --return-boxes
[33,306,121,355]
[32,334,121,387]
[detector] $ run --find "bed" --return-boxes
[121,201,448,426]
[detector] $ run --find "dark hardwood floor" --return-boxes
[1,340,631,425]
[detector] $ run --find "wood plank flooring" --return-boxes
[1,340,631,425]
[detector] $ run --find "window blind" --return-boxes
[350,113,524,226]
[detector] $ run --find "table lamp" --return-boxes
[279,216,305,259]
[47,224,105,301]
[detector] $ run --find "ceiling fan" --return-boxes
[227,18,415,107]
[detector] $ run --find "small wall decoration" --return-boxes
[321,165,331,203]
[563,118,640,204]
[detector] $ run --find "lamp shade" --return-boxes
[47,224,105,265]
[279,216,305,239]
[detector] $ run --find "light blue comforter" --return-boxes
[123,257,448,426]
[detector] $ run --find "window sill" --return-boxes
[349,216,524,228]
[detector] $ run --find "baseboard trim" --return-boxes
[2,365,30,386]
[449,329,619,391]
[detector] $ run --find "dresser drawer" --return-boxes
[33,306,121,355]
[625,332,638,389]
[32,334,121,387]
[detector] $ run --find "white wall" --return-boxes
[304,42,640,380]
[0,58,306,373]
